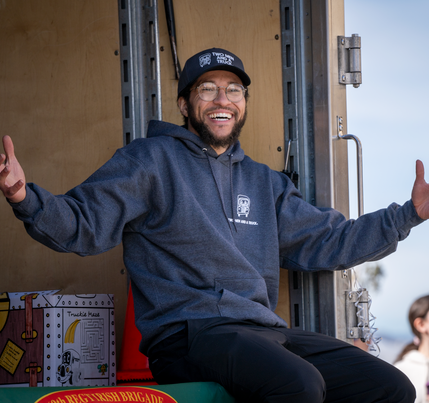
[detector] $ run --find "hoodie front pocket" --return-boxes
[215,278,270,313]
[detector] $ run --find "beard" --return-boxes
[187,101,247,151]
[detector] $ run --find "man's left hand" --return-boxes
[412,160,429,220]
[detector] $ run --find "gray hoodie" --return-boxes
[11,120,424,354]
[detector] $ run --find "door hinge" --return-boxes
[338,34,362,88]
[345,289,370,340]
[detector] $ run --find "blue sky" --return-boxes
[344,0,429,346]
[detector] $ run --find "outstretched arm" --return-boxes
[0,135,26,203]
[412,160,429,220]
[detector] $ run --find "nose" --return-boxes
[213,87,230,105]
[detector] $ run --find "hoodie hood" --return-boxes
[147,120,245,232]
[147,119,245,163]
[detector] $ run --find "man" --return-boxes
[1,48,428,402]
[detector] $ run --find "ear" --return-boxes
[177,97,188,117]
[414,317,427,334]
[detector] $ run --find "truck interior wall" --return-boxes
[0,1,127,350]
[157,0,290,325]
[0,0,293,360]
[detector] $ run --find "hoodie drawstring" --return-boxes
[203,148,238,233]
[228,153,238,232]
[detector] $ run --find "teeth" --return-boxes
[209,112,232,120]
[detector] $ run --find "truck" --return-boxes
[0,0,373,400]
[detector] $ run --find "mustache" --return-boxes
[205,107,237,115]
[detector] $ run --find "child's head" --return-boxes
[408,295,429,341]
[395,294,429,362]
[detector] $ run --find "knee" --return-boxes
[397,376,416,403]
[259,367,326,403]
[388,368,417,403]
[295,377,326,403]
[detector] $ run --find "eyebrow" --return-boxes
[196,80,242,87]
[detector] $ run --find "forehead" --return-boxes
[196,70,243,86]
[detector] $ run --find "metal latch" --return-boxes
[336,116,364,216]
[282,139,299,188]
[338,34,362,88]
[345,289,370,340]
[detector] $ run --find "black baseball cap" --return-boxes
[177,48,251,98]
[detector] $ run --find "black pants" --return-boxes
[148,318,415,403]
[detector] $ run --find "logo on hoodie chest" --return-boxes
[229,194,258,226]
[237,194,250,217]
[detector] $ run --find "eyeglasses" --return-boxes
[191,82,247,103]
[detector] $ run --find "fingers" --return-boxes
[0,164,10,192]
[0,165,10,183]
[0,164,9,176]
[1,178,24,196]
[0,165,25,201]
[416,160,425,182]
[6,179,25,198]
[2,135,15,160]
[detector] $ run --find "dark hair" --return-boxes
[395,295,429,362]
[178,85,250,128]
[179,88,192,127]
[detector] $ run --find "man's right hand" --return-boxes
[0,136,26,203]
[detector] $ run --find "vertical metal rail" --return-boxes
[118,0,162,145]
[281,0,299,175]
[312,0,350,341]
[281,0,351,340]
[281,0,303,332]
[281,0,319,333]
[142,0,162,127]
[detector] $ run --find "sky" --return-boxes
[344,0,429,357]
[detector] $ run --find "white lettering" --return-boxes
[227,218,259,226]
[212,52,234,66]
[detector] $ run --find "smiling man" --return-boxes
[2,48,429,402]
[176,49,251,155]
[177,68,248,154]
